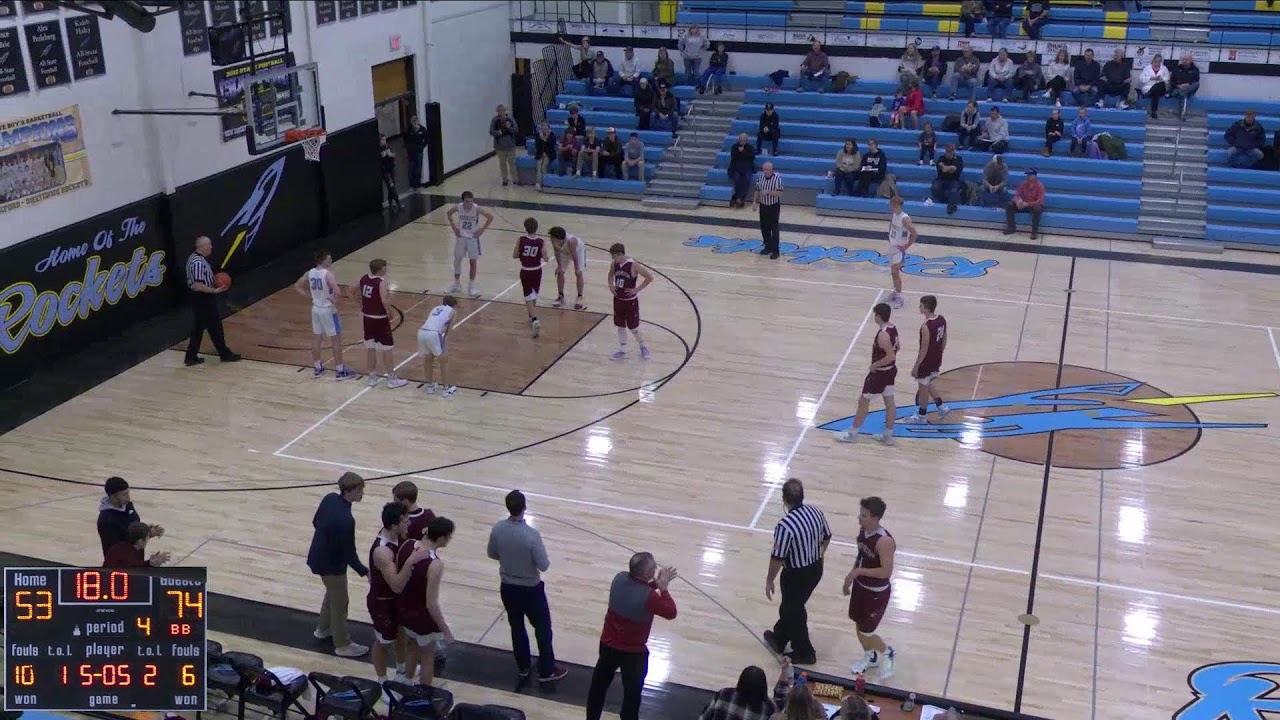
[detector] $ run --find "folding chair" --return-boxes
[308,672,382,720]
[236,663,312,720]
[384,680,454,720]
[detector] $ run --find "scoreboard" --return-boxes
[4,567,207,712]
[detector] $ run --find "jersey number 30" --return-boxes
[522,245,540,257]
[310,278,324,291]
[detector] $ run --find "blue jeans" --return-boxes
[833,169,858,196]
[989,17,1010,37]
[799,71,826,92]
[1168,81,1199,100]
[699,66,726,92]
[922,70,944,96]
[932,178,962,206]
[987,77,1012,102]
[683,57,701,80]
[1228,147,1263,169]
[729,167,752,201]
[951,75,978,100]
[653,112,679,135]
[1073,84,1098,107]
[500,582,557,679]
[981,188,1007,207]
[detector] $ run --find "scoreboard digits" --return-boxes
[3,567,208,712]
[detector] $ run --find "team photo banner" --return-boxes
[0,104,92,214]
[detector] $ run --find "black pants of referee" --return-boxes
[585,642,647,720]
[772,559,823,659]
[185,293,233,363]
[758,202,781,255]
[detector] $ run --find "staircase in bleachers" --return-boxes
[1138,114,1212,249]
[642,91,742,209]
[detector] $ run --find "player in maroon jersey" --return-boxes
[368,503,431,685]
[837,302,899,445]
[359,259,408,389]
[396,516,456,687]
[607,243,654,361]
[391,480,440,679]
[513,217,546,338]
[841,496,897,680]
[905,295,951,423]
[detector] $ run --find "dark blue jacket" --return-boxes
[306,493,368,577]
[1074,59,1101,87]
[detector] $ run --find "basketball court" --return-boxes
[3,153,1279,719]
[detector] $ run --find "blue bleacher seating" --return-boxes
[816,195,1138,235]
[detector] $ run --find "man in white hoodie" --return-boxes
[985,49,1015,103]
[610,47,640,95]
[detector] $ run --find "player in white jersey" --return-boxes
[547,226,587,310]
[446,191,494,299]
[418,296,458,398]
[293,249,355,380]
[885,195,917,310]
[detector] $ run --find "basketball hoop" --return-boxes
[284,127,327,162]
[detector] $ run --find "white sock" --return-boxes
[314,361,323,370]
[376,671,387,682]
[396,662,405,675]
[617,327,628,349]
[631,328,646,346]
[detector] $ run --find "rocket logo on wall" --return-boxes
[218,156,285,269]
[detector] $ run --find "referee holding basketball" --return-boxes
[183,236,240,367]
[763,477,830,666]
[753,161,784,260]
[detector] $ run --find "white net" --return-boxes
[301,133,327,162]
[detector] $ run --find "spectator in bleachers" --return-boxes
[982,154,1009,207]
[758,103,781,156]
[556,131,580,176]
[832,139,861,197]
[897,43,924,93]
[977,106,1010,154]
[700,42,729,95]
[1100,49,1132,109]
[919,122,937,165]
[587,51,613,96]
[986,49,1015,103]
[1070,106,1093,155]
[1042,48,1073,107]
[697,665,779,720]
[948,47,982,101]
[931,144,964,214]
[989,0,1015,38]
[680,24,709,82]
[623,132,646,181]
[903,85,925,130]
[961,0,986,37]
[869,96,886,127]
[1225,110,1267,169]
[957,99,981,150]
[565,103,586,137]
[1167,54,1201,121]
[600,128,624,179]
[888,90,906,128]
[798,40,830,93]
[1022,0,1051,40]
[532,122,556,190]
[560,35,593,80]
[654,84,680,137]
[1137,53,1169,119]
[730,133,758,207]
[1073,48,1101,108]
[577,128,601,178]
[1004,169,1045,239]
[855,139,887,197]
[611,47,640,95]
[920,47,947,99]
[634,78,655,130]
[1014,51,1043,103]
[1044,107,1064,156]
[653,47,677,88]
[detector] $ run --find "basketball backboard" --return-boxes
[243,62,324,155]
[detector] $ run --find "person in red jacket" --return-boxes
[584,552,678,720]
[103,522,171,568]
[1004,169,1046,240]
[902,85,926,131]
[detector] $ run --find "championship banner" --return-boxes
[0,104,92,214]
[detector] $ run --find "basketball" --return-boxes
[214,272,232,289]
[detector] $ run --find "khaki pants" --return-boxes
[496,148,518,183]
[622,159,645,181]
[535,156,550,184]
[576,150,599,177]
[317,574,350,648]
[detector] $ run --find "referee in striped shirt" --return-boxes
[764,477,830,665]
[752,161,783,260]
[183,236,240,366]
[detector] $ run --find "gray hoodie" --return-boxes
[982,115,1009,142]
[679,32,708,60]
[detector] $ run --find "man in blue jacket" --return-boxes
[307,472,370,657]
[1225,111,1267,169]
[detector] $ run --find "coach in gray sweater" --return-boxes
[487,490,566,683]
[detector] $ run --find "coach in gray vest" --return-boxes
[183,236,240,366]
